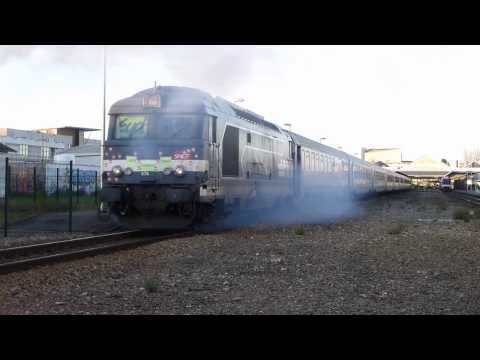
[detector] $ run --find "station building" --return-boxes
[361,148,412,170]
[443,168,480,193]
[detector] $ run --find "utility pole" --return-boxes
[100,45,107,190]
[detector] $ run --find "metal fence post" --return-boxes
[4,157,8,237]
[76,168,80,204]
[69,160,73,233]
[33,166,37,203]
[56,167,59,200]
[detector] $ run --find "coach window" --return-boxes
[247,132,251,145]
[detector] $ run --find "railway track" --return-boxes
[445,191,480,206]
[0,229,195,274]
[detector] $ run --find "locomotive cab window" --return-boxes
[114,113,206,140]
[115,114,148,139]
[151,114,204,139]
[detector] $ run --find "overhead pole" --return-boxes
[100,45,107,190]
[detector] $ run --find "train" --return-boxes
[440,177,454,191]
[99,86,411,229]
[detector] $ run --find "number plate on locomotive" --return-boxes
[141,171,150,176]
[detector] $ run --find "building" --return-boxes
[0,142,16,154]
[362,148,402,163]
[38,127,99,147]
[0,128,73,161]
[0,127,101,198]
[54,140,101,168]
[463,146,480,167]
[444,168,480,192]
[361,147,412,170]
[0,126,100,162]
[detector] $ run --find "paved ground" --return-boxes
[1,190,480,314]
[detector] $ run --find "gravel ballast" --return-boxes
[1,190,480,314]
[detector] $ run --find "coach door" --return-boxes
[294,145,303,197]
[209,116,220,189]
[222,125,239,177]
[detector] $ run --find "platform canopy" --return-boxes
[444,168,480,180]
[396,154,451,178]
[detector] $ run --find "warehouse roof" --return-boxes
[0,142,16,153]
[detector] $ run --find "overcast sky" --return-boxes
[0,45,479,164]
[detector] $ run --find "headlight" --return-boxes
[124,167,133,176]
[163,167,172,176]
[112,165,123,177]
[174,165,185,177]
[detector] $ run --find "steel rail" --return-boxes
[0,230,194,274]
[445,191,480,206]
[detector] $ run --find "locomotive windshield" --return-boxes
[114,114,205,140]
[115,115,148,139]
[151,114,203,139]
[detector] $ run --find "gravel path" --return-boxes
[1,190,480,314]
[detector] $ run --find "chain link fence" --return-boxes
[1,154,100,236]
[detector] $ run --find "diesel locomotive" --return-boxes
[100,86,411,229]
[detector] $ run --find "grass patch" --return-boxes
[0,193,97,227]
[294,226,305,236]
[144,278,159,293]
[387,223,406,235]
[453,208,471,222]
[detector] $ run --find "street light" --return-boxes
[284,123,292,131]
[234,98,245,104]
[319,137,327,143]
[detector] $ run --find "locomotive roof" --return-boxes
[109,86,283,133]
[109,86,217,115]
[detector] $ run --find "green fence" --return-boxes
[1,156,100,236]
